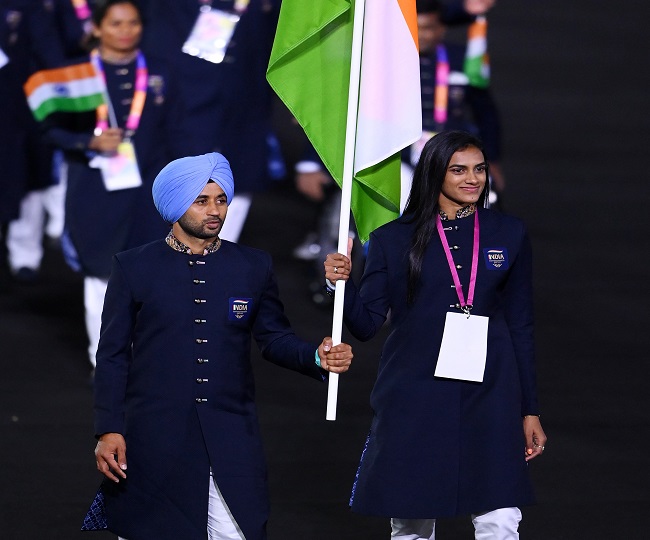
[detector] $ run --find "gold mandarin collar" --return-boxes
[165,230,221,256]
[439,203,477,221]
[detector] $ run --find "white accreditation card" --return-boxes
[0,47,9,69]
[98,141,142,191]
[435,312,489,382]
[182,9,240,64]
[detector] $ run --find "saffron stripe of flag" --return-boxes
[267,0,421,243]
[24,63,104,121]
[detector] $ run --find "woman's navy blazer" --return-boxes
[344,208,539,518]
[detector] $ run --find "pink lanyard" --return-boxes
[436,211,480,316]
[90,49,148,138]
[70,0,91,20]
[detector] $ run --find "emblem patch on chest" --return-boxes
[229,297,252,320]
[483,248,509,270]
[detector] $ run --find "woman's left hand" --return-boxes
[523,415,547,461]
[324,237,353,283]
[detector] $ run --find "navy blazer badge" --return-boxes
[483,248,509,270]
[148,75,165,105]
[229,297,252,320]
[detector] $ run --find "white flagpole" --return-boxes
[326,0,366,421]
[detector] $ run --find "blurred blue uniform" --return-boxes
[441,0,476,24]
[136,0,282,243]
[0,0,64,223]
[4,0,92,279]
[138,0,281,195]
[46,0,92,60]
[416,41,501,165]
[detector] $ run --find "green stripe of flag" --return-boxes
[267,0,404,243]
[463,55,490,88]
[31,93,104,122]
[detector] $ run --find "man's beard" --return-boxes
[177,215,221,240]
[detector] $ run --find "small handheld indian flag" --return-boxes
[24,62,104,122]
[464,15,490,89]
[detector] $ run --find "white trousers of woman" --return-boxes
[391,507,522,540]
[118,470,244,540]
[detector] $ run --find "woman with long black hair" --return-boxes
[325,130,546,539]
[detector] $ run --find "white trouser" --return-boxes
[391,507,522,540]
[84,277,108,368]
[6,181,66,272]
[7,190,46,272]
[118,471,244,540]
[42,180,66,238]
[218,194,251,243]
[207,470,245,539]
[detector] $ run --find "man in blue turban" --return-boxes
[85,153,354,540]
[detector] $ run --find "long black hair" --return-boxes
[402,130,489,305]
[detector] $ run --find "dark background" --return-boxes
[2,1,649,538]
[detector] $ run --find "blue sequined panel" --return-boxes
[80,487,108,531]
[349,430,372,507]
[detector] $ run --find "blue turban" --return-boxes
[152,152,234,224]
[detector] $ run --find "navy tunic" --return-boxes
[344,208,538,518]
[93,239,324,539]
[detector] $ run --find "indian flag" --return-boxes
[464,15,490,88]
[24,63,104,122]
[267,0,421,243]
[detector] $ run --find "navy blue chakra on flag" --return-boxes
[53,83,71,97]
[229,297,252,321]
[483,248,509,270]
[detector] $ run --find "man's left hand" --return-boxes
[318,338,353,373]
[95,432,127,482]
